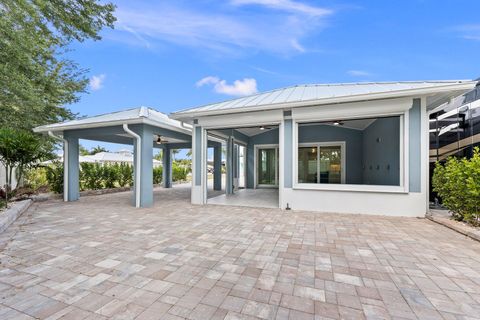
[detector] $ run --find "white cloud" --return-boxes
[196,76,258,96]
[89,74,106,91]
[230,0,332,17]
[347,70,372,77]
[454,24,480,41]
[112,1,333,55]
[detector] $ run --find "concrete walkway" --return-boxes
[0,187,480,319]
[208,189,279,208]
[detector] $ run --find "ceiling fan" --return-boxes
[259,125,273,131]
[155,135,169,144]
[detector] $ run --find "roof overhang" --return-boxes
[33,117,192,136]
[33,107,193,137]
[171,81,477,122]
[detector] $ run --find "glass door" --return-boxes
[257,147,278,187]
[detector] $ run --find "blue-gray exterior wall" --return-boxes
[409,98,421,192]
[64,132,80,201]
[213,145,222,190]
[131,124,154,207]
[226,137,234,194]
[194,126,202,186]
[362,117,400,185]
[162,146,172,188]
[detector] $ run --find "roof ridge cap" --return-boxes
[139,106,149,118]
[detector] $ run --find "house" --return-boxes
[429,82,480,201]
[48,149,163,167]
[35,80,477,216]
[171,81,477,216]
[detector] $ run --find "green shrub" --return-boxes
[432,147,480,226]
[80,163,104,190]
[117,163,133,187]
[102,163,118,189]
[153,166,163,184]
[24,166,48,190]
[45,162,63,194]
[172,162,189,182]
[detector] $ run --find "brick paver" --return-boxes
[0,186,480,319]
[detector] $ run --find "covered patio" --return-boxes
[34,107,223,207]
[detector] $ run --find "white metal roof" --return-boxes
[34,106,191,134]
[171,81,477,121]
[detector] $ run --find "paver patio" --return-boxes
[0,186,480,319]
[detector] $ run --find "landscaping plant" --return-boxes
[153,167,163,184]
[432,147,480,226]
[45,162,64,194]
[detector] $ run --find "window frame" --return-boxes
[292,112,408,193]
[298,141,346,184]
[254,144,279,188]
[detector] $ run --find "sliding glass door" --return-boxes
[257,147,278,187]
[298,143,345,184]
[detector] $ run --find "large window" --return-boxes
[296,115,402,188]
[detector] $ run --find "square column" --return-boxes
[213,144,222,191]
[226,136,234,194]
[132,124,153,207]
[191,125,206,204]
[162,146,172,188]
[63,133,79,202]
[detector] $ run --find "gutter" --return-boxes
[122,124,141,208]
[48,131,68,202]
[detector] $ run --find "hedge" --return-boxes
[38,162,190,194]
[432,147,480,226]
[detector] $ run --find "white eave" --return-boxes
[170,80,477,121]
[34,106,192,135]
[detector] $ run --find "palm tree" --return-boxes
[171,149,179,161]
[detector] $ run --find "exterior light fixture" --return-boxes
[259,126,265,130]
[333,121,343,126]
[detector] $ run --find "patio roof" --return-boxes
[171,80,477,121]
[34,106,191,135]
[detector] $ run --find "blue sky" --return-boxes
[69,0,480,154]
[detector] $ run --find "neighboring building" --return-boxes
[46,149,162,167]
[81,149,162,167]
[429,83,480,201]
[0,163,17,189]
[35,81,477,216]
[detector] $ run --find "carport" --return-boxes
[34,107,222,207]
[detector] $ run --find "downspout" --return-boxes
[122,124,141,208]
[48,131,68,202]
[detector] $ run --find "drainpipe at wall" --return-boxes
[122,124,141,208]
[48,131,68,202]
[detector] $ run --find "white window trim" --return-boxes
[292,112,409,194]
[298,141,346,184]
[254,144,279,188]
